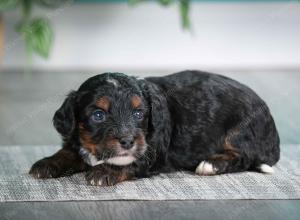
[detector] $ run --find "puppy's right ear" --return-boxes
[53,91,77,139]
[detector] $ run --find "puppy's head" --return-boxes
[53,73,150,166]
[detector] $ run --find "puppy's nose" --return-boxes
[119,137,134,150]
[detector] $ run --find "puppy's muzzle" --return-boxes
[119,136,134,150]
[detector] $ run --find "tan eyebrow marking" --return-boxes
[96,96,110,111]
[131,96,142,108]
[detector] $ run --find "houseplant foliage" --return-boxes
[129,0,191,29]
[0,0,190,60]
[0,0,69,59]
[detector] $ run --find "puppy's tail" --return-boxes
[257,164,274,174]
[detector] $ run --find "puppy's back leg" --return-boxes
[195,131,244,175]
[196,117,279,175]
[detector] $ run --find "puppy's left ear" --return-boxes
[53,91,77,139]
[142,81,172,160]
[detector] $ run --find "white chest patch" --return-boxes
[79,148,104,166]
[106,155,136,166]
[79,147,135,166]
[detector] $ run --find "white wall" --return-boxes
[1,2,300,71]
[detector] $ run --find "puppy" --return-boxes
[29,71,280,186]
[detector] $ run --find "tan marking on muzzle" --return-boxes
[105,138,121,148]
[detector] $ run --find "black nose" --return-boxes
[119,137,134,150]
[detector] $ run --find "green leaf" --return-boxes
[34,0,71,8]
[20,18,54,59]
[158,0,174,6]
[179,0,190,29]
[129,0,190,29]
[0,0,20,10]
[22,0,32,21]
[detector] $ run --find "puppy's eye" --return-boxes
[91,110,106,123]
[133,109,144,120]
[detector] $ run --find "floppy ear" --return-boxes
[142,81,172,159]
[53,91,77,139]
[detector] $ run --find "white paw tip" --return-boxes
[195,161,217,175]
[258,164,274,174]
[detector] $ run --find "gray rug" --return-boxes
[0,145,299,202]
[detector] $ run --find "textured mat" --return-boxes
[0,145,299,202]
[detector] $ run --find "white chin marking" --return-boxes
[106,155,136,166]
[258,164,274,174]
[195,161,217,175]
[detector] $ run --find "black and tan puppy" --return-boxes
[29,71,280,186]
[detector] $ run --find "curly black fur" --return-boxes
[29,70,280,185]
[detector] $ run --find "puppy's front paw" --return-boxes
[85,167,118,186]
[29,158,60,179]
